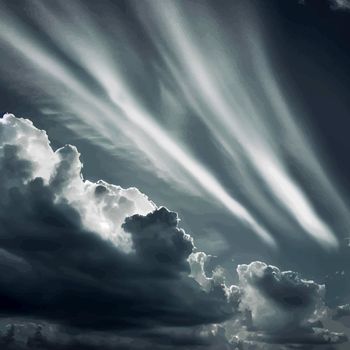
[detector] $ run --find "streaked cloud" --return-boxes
[0,0,348,251]
[134,0,344,249]
[0,1,276,247]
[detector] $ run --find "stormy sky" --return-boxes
[0,0,350,349]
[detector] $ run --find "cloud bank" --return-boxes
[0,114,346,349]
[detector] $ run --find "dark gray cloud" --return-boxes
[238,261,325,332]
[0,114,348,349]
[333,304,350,320]
[0,114,236,347]
[329,0,350,11]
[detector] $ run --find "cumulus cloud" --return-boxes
[0,114,346,349]
[237,261,325,332]
[236,261,347,346]
[0,114,234,337]
[0,114,155,252]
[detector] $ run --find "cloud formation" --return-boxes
[238,261,325,333]
[3,0,349,253]
[0,1,278,249]
[236,261,347,346]
[0,114,346,349]
[330,0,350,11]
[0,114,234,335]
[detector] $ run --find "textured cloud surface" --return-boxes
[0,114,347,349]
[0,114,236,342]
[330,0,350,10]
[238,261,325,332]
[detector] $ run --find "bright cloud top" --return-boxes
[0,114,155,252]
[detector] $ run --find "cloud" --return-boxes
[237,261,325,333]
[236,261,347,346]
[329,0,350,11]
[0,114,155,252]
[0,114,346,349]
[333,304,350,319]
[0,2,277,249]
[0,114,235,335]
[135,0,342,251]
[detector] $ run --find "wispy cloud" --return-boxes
[134,0,344,249]
[0,1,276,247]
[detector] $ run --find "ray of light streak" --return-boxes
[0,5,276,247]
[136,0,340,249]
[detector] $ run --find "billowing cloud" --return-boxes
[0,114,155,252]
[238,261,325,332]
[0,114,347,349]
[236,261,347,346]
[0,114,235,332]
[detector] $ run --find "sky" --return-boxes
[0,0,350,349]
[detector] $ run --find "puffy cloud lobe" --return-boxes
[236,261,347,346]
[122,208,193,276]
[237,261,325,333]
[0,114,156,252]
[189,252,240,309]
[0,114,234,333]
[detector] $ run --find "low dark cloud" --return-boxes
[0,114,347,349]
[0,114,236,347]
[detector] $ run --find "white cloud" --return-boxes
[0,114,346,348]
[237,261,326,333]
[0,114,155,252]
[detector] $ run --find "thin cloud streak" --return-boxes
[0,2,276,247]
[135,0,343,249]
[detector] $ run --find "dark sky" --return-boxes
[0,0,350,349]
